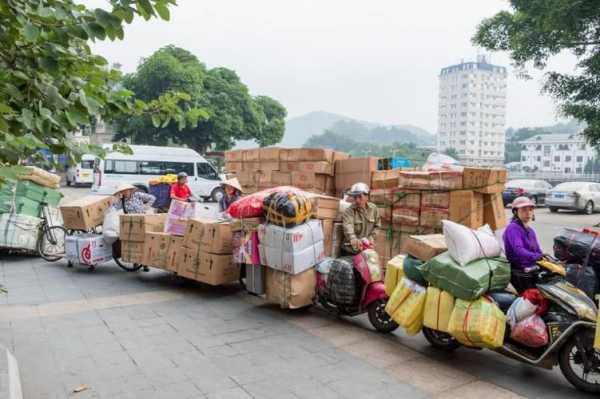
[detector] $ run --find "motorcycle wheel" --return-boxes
[367,299,398,333]
[422,327,460,352]
[558,331,600,393]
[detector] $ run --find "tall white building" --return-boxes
[436,56,508,166]
[520,133,595,174]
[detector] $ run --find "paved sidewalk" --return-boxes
[0,255,587,399]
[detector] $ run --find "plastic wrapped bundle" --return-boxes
[263,189,312,227]
[423,287,455,333]
[565,263,598,300]
[510,315,548,348]
[326,257,360,306]
[448,297,506,349]
[149,183,171,209]
[385,278,426,335]
[554,228,600,277]
[384,254,405,296]
[418,252,510,301]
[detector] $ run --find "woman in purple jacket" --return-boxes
[503,196,544,293]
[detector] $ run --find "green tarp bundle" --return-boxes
[418,252,511,301]
[0,179,62,217]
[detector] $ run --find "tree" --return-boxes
[443,147,459,160]
[0,0,203,179]
[473,1,600,146]
[114,46,286,153]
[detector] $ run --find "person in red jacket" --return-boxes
[170,172,193,202]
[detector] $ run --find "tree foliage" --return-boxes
[0,0,203,176]
[304,130,431,165]
[326,119,434,146]
[473,1,600,146]
[114,45,287,153]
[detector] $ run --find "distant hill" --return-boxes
[281,110,433,148]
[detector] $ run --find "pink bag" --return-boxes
[510,315,549,348]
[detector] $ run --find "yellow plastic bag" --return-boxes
[405,315,423,336]
[448,297,506,349]
[595,296,600,351]
[385,254,405,296]
[159,174,178,184]
[391,284,427,328]
[385,278,412,315]
[537,259,566,277]
[423,287,455,333]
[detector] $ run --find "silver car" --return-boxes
[546,182,600,214]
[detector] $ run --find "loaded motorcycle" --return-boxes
[421,261,600,394]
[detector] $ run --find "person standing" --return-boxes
[219,178,243,213]
[170,172,193,202]
[341,183,381,255]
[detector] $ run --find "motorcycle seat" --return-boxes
[487,290,518,313]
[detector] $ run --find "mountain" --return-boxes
[281,111,433,147]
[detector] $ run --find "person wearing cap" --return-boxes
[503,196,543,292]
[219,178,242,213]
[341,182,381,255]
[112,184,156,214]
[170,172,193,202]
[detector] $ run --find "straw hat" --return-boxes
[113,183,137,195]
[220,177,243,193]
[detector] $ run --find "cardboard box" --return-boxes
[201,220,233,254]
[474,183,504,194]
[285,148,334,162]
[335,157,379,174]
[370,189,394,205]
[258,220,323,253]
[197,253,239,285]
[335,172,374,194]
[65,234,113,266]
[483,193,507,231]
[291,172,333,192]
[259,240,325,275]
[281,161,334,175]
[226,162,243,173]
[179,248,202,280]
[420,207,449,229]
[371,170,401,189]
[243,148,260,162]
[308,195,340,220]
[121,240,145,264]
[164,200,195,236]
[393,189,421,208]
[449,190,484,229]
[405,234,447,261]
[398,171,463,190]
[373,228,409,263]
[120,214,166,242]
[143,232,171,269]
[265,267,316,309]
[259,147,281,162]
[230,217,264,232]
[392,207,420,226]
[225,149,244,162]
[257,161,280,172]
[496,168,507,183]
[60,195,113,231]
[166,236,184,271]
[462,167,496,189]
[322,220,343,258]
[421,191,450,209]
[271,171,292,186]
[182,218,210,250]
[377,204,392,223]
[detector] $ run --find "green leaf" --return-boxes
[23,23,39,41]
[155,2,170,20]
[85,22,106,40]
[151,114,161,127]
[136,0,154,19]
[39,57,59,75]
[21,109,34,130]
[0,103,12,114]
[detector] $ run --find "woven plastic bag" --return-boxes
[423,287,455,333]
[263,188,312,227]
[511,315,549,348]
[448,297,506,349]
[442,220,501,266]
[326,257,359,306]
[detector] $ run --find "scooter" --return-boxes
[421,260,600,394]
[315,242,399,333]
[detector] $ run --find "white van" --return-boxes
[92,145,224,202]
[66,154,95,186]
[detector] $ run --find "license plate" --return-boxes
[81,172,90,177]
[554,193,564,199]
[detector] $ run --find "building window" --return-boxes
[565,167,571,173]
[521,156,526,161]
[543,161,550,167]
[577,156,583,162]
[535,145,542,151]
[558,144,569,150]
[543,145,551,155]
[576,167,582,174]
[536,156,541,162]
[554,156,560,162]
[566,156,572,162]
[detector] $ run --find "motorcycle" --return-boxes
[315,244,399,333]
[421,260,600,394]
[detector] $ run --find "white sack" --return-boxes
[102,208,120,245]
[442,220,502,266]
[506,297,537,327]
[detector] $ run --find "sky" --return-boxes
[86,0,577,133]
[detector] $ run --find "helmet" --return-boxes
[512,196,535,209]
[348,182,369,196]
[177,172,188,179]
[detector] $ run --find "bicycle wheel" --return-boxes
[113,256,143,272]
[38,225,67,262]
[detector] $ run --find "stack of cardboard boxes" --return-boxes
[120,214,166,264]
[225,147,350,196]
[370,167,507,266]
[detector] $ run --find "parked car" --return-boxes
[546,182,600,214]
[66,154,95,186]
[502,179,552,206]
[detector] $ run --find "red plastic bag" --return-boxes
[522,288,549,316]
[227,186,297,218]
[510,315,549,348]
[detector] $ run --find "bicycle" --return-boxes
[37,202,67,262]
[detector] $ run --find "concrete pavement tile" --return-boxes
[205,387,254,399]
[386,356,478,395]
[433,380,525,399]
[341,337,423,369]
[151,381,204,399]
[308,324,371,347]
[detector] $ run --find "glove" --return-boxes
[351,238,361,251]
